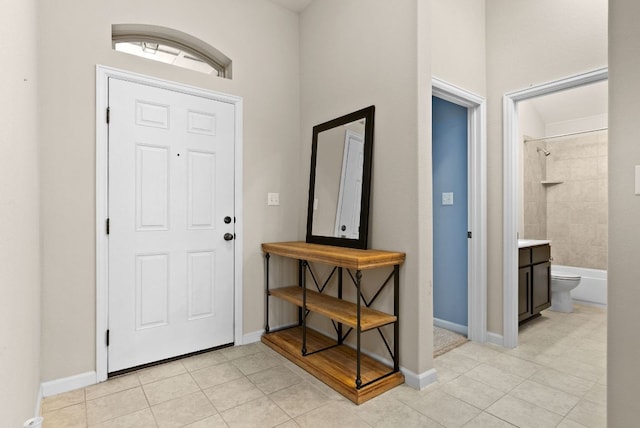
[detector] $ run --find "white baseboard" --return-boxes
[34,384,43,417]
[487,331,504,347]
[242,323,300,345]
[434,318,468,336]
[41,371,97,398]
[242,329,264,345]
[402,367,438,390]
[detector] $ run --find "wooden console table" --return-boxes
[261,241,405,404]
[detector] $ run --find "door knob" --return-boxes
[224,216,232,224]
[224,233,234,241]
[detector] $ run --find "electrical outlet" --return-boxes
[267,192,280,206]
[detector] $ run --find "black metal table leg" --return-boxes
[338,267,343,344]
[298,259,303,326]
[394,264,400,372]
[301,260,308,356]
[355,269,362,388]
[265,253,270,333]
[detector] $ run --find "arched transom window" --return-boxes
[112,24,232,79]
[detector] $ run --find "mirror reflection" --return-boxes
[312,120,365,238]
[306,106,374,249]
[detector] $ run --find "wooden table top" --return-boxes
[262,241,405,270]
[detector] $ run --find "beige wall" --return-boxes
[0,0,41,425]
[608,0,640,423]
[38,0,301,381]
[300,0,432,374]
[431,0,486,96]
[486,0,608,335]
[518,102,546,238]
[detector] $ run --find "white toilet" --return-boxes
[550,270,582,312]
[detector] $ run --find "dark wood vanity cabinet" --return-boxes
[518,244,551,323]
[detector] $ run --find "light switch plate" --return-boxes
[442,192,454,206]
[636,166,640,195]
[267,192,280,206]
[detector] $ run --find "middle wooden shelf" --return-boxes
[269,285,397,331]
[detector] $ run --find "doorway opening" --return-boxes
[502,68,608,348]
[433,96,468,338]
[432,78,487,345]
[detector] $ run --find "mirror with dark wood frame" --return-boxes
[306,106,375,249]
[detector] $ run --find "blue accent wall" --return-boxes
[432,96,468,327]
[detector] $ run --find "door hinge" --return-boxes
[468,231,472,238]
[106,329,110,346]
[106,107,110,124]
[106,218,110,235]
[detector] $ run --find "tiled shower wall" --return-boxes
[523,139,548,239]
[524,130,608,270]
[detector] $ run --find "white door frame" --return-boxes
[432,77,487,343]
[502,67,608,348]
[95,65,244,381]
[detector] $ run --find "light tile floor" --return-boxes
[41,304,606,428]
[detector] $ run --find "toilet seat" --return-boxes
[551,272,581,280]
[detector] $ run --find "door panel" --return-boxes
[532,262,551,313]
[136,253,169,329]
[108,78,235,372]
[518,267,531,322]
[136,144,170,230]
[188,151,216,229]
[187,250,215,320]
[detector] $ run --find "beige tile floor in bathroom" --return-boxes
[40,304,606,428]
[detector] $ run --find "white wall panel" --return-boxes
[188,151,215,229]
[188,251,215,320]
[136,101,169,129]
[188,111,216,135]
[136,144,169,230]
[135,253,169,329]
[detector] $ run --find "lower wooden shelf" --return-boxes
[262,326,404,405]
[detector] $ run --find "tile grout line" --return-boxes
[137,375,158,428]
[186,364,224,425]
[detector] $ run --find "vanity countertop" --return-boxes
[518,239,551,248]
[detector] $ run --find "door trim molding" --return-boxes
[95,65,244,381]
[432,77,487,343]
[502,67,608,348]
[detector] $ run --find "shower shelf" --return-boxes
[541,180,563,185]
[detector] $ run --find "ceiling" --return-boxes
[268,0,312,13]
[526,80,608,125]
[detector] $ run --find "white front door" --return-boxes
[108,78,235,372]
